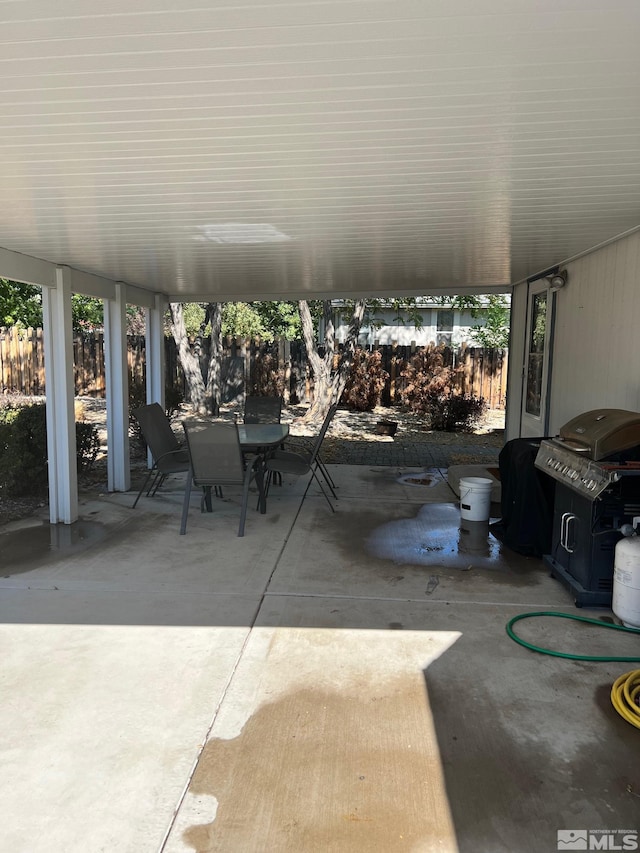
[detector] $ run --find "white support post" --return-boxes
[146,293,166,407]
[42,267,78,524]
[104,283,130,492]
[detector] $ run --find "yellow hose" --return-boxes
[610,670,640,729]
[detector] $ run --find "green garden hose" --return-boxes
[506,610,640,662]
[506,611,640,728]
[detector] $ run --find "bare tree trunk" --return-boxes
[299,299,367,423]
[204,302,223,415]
[169,302,208,414]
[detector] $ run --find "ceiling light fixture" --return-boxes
[548,270,568,290]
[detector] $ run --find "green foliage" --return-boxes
[175,300,303,342]
[367,298,424,332]
[0,279,42,328]
[468,296,510,348]
[341,349,389,411]
[222,302,269,339]
[0,404,48,495]
[181,303,207,337]
[71,295,103,331]
[251,301,301,340]
[451,294,510,348]
[0,403,100,496]
[399,347,486,431]
[75,422,101,472]
[0,279,104,332]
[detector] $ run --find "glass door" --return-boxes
[521,279,554,437]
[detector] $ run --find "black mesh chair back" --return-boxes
[131,403,189,507]
[307,403,338,464]
[180,420,264,536]
[244,395,283,424]
[183,420,244,486]
[264,403,339,512]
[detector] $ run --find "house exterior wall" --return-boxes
[334,307,492,347]
[547,230,640,434]
[511,229,640,439]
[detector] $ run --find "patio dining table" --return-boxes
[238,423,289,510]
[237,423,289,454]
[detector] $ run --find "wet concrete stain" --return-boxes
[328,502,543,589]
[0,519,110,575]
[182,683,454,852]
[360,467,445,486]
[396,469,446,488]
[365,504,502,570]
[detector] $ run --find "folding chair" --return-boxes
[131,403,190,508]
[244,395,283,424]
[245,395,284,484]
[180,420,265,537]
[284,403,339,494]
[265,403,338,511]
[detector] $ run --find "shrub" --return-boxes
[399,347,487,431]
[341,348,389,412]
[0,404,48,496]
[0,402,101,496]
[128,378,184,445]
[399,346,455,412]
[428,394,487,432]
[75,421,101,472]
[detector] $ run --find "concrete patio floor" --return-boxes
[0,465,639,853]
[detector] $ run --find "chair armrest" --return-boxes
[155,447,189,466]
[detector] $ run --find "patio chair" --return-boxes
[264,403,338,512]
[131,403,190,508]
[244,395,283,424]
[244,395,284,485]
[284,403,339,494]
[180,420,265,537]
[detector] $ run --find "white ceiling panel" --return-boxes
[0,0,639,300]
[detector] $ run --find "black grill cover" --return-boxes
[490,437,555,557]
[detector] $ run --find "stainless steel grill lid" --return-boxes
[558,409,640,461]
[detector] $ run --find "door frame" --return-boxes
[520,278,556,438]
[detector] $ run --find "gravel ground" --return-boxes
[0,396,505,526]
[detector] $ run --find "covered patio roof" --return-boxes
[1,0,640,301]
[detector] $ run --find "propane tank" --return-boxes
[613,533,640,628]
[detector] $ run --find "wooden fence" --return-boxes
[0,327,508,409]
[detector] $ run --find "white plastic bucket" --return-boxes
[459,477,493,522]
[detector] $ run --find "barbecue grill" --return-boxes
[534,409,640,606]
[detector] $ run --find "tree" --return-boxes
[450,294,510,348]
[168,301,223,415]
[222,302,268,339]
[298,299,367,423]
[71,295,104,331]
[250,301,301,340]
[168,300,300,414]
[1,279,42,328]
[0,278,106,332]
[167,296,421,422]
